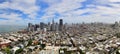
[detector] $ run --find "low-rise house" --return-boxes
[11,47,20,54]
[0,38,11,49]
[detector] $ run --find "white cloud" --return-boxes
[0,13,25,25]
[0,13,22,20]
[57,13,120,23]
[110,4,120,8]
[109,0,120,2]
[94,6,120,15]
[0,0,120,25]
[42,0,85,19]
[45,0,85,13]
[93,0,120,4]
[0,0,40,19]
[0,0,41,25]
[41,0,61,5]
[41,0,120,23]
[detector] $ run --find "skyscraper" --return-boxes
[40,22,44,30]
[59,19,63,31]
[50,19,55,31]
[28,23,33,32]
[28,23,32,28]
[34,24,39,31]
[47,22,51,31]
[55,22,59,31]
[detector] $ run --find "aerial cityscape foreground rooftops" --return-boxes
[1,19,120,54]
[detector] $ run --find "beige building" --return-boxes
[39,46,60,54]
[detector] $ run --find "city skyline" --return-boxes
[1,0,120,54]
[0,0,120,25]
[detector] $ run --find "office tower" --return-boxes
[31,25,35,32]
[40,22,44,30]
[34,24,39,31]
[51,19,55,31]
[47,22,51,31]
[28,23,32,28]
[115,21,119,27]
[28,23,32,32]
[34,24,37,31]
[59,19,63,31]
[55,23,59,31]
[64,23,67,31]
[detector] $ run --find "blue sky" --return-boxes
[0,0,120,25]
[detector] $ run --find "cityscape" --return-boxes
[1,0,120,54]
[1,19,120,54]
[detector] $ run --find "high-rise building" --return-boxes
[28,23,33,32]
[28,23,32,28]
[59,19,63,31]
[31,25,35,32]
[47,22,51,31]
[51,19,55,31]
[40,22,44,30]
[34,24,39,31]
[55,23,59,31]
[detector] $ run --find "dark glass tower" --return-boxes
[34,24,39,31]
[59,19,63,31]
[40,22,44,30]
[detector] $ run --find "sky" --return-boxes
[0,0,120,25]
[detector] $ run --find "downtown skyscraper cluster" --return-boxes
[27,19,64,32]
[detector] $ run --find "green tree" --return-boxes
[79,49,85,54]
[15,49,23,54]
[40,44,46,49]
[27,40,32,46]
[4,47,11,54]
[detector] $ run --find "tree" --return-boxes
[79,49,85,54]
[15,49,23,54]
[115,33,120,38]
[27,40,32,46]
[40,44,46,49]
[4,47,11,54]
